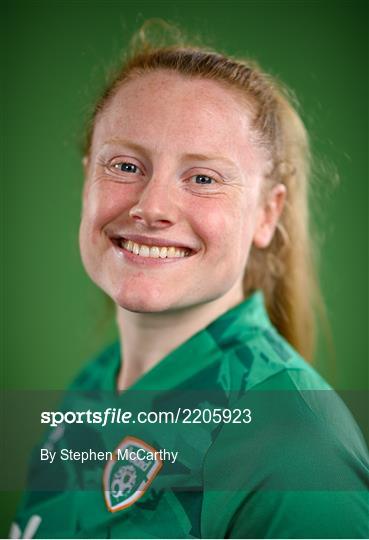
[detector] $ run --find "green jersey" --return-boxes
[12,291,369,538]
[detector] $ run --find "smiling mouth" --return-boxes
[111,237,194,259]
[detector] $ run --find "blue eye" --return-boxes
[114,162,138,173]
[194,175,214,184]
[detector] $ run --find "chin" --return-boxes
[112,288,176,314]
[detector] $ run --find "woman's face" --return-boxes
[79,71,283,313]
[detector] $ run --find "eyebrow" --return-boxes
[102,138,147,155]
[101,138,240,172]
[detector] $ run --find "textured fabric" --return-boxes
[13,291,369,538]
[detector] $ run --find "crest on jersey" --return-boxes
[103,436,162,512]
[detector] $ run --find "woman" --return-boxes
[12,24,369,539]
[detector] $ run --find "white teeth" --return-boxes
[139,245,150,257]
[119,239,190,259]
[150,246,160,258]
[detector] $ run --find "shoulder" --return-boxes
[200,327,369,538]
[202,312,368,465]
[211,327,369,474]
[235,327,368,462]
[213,314,328,394]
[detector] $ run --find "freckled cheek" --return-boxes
[190,201,248,257]
[84,183,138,230]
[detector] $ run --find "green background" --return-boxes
[2,0,368,534]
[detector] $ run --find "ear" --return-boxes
[252,183,287,248]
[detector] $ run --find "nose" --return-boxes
[129,175,178,228]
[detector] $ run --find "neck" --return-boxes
[116,284,244,391]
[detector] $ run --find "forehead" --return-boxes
[91,70,263,170]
